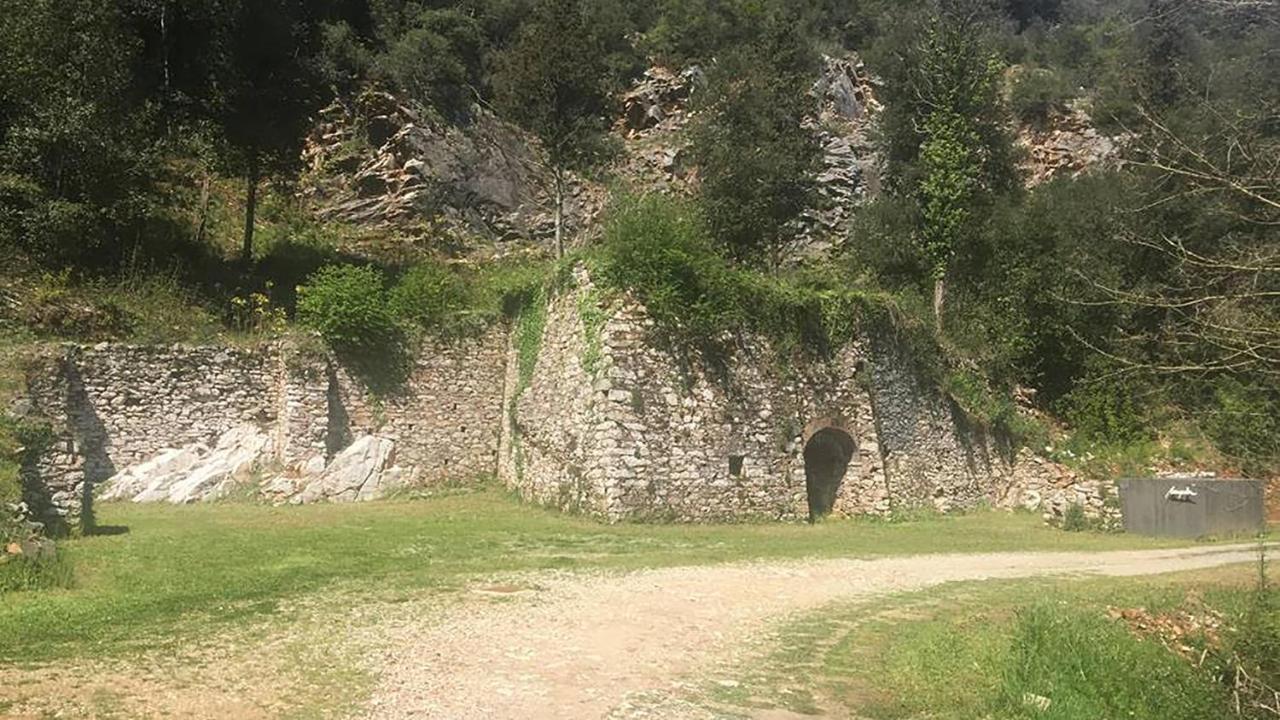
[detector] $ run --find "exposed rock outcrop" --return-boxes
[1018,101,1129,186]
[301,91,603,257]
[613,54,883,261]
[268,435,407,504]
[99,425,273,504]
[792,54,883,261]
[100,429,408,505]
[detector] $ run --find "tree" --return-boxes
[375,8,485,117]
[687,17,820,267]
[207,0,328,264]
[1079,103,1280,379]
[0,0,158,267]
[879,11,1015,333]
[491,0,610,258]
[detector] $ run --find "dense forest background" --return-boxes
[0,0,1277,479]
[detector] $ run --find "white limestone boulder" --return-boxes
[98,445,206,502]
[99,425,274,504]
[294,435,402,504]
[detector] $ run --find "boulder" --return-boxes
[99,445,206,501]
[294,435,402,504]
[99,425,274,504]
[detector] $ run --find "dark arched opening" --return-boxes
[804,428,856,521]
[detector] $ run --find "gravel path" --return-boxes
[364,543,1269,719]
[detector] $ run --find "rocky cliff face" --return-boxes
[1018,100,1129,186]
[300,91,603,258]
[300,56,1124,263]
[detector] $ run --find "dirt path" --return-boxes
[365,543,1269,720]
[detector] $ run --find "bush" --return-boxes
[297,264,400,354]
[390,257,551,339]
[1057,359,1149,447]
[1060,502,1089,532]
[596,194,742,342]
[1203,377,1279,476]
[390,261,475,336]
[595,193,887,359]
[1009,67,1075,125]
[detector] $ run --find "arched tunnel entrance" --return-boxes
[804,427,856,521]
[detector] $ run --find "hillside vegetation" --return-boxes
[1,0,1277,482]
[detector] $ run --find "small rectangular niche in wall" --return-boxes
[728,455,745,477]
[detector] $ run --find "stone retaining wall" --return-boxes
[17,335,507,529]
[20,344,282,528]
[499,274,1110,522]
[16,275,1113,529]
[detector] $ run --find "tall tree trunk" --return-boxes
[193,172,211,246]
[160,2,170,93]
[241,160,259,265]
[933,275,947,336]
[553,168,565,259]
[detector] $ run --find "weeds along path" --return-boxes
[364,543,1268,720]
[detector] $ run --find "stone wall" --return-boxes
[20,344,282,528]
[331,329,508,485]
[865,336,1021,512]
[498,279,890,521]
[499,275,611,515]
[500,273,1107,522]
[17,278,1114,528]
[18,335,507,529]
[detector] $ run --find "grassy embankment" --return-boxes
[705,560,1279,719]
[0,486,1217,665]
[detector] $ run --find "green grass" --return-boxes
[704,562,1277,719]
[0,487,1198,664]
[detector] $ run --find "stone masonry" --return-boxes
[17,334,506,529]
[499,272,1105,522]
[16,275,1105,528]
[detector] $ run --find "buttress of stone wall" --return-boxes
[498,277,610,515]
[864,334,1030,511]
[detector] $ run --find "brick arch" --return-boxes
[801,417,858,521]
[801,417,857,447]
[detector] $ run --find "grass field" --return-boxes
[704,561,1279,719]
[0,486,1206,665]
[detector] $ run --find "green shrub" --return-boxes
[596,193,872,357]
[1203,377,1279,476]
[1009,67,1075,125]
[390,261,475,336]
[1058,360,1149,447]
[297,264,399,352]
[1060,502,1089,532]
[390,257,551,339]
[597,194,742,342]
